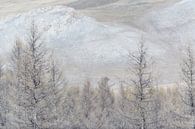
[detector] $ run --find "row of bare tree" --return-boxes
[0,23,195,129]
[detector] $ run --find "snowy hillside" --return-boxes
[143,0,195,43]
[147,0,195,29]
[0,6,137,61]
[1,1,195,129]
[0,6,164,83]
[139,0,195,65]
[0,0,194,84]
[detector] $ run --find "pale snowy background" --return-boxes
[0,0,194,85]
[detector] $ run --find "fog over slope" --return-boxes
[0,0,194,84]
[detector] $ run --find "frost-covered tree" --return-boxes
[114,82,132,129]
[150,87,165,129]
[10,21,57,129]
[22,22,49,129]
[128,41,155,129]
[43,54,66,128]
[78,81,95,129]
[0,61,8,129]
[179,44,195,129]
[0,59,16,129]
[61,86,80,128]
[10,39,27,128]
[0,62,3,80]
[94,77,115,129]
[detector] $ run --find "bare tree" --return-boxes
[61,86,81,129]
[151,88,164,129]
[10,21,51,129]
[10,39,27,128]
[128,41,154,129]
[114,82,132,129]
[44,53,66,128]
[0,61,3,80]
[180,44,195,129]
[0,60,7,129]
[94,77,115,129]
[0,58,17,129]
[78,81,95,129]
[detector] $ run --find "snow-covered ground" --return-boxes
[0,0,194,84]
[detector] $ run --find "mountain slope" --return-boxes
[0,6,163,83]
[143,0,195,43]
[1,0,193,84]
